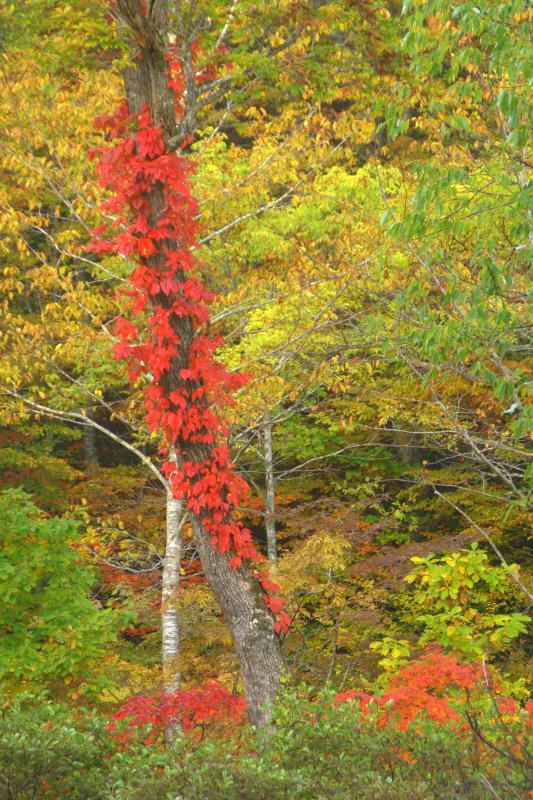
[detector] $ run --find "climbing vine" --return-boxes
[89,45,290,634]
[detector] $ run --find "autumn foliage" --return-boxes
[89,50,289,634]
[108,646,533,750]
[0,0,531,793]
[336,646,533,734]
[109,681,247,742]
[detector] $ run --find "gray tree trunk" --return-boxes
[82,406,99,472]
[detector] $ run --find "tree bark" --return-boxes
[190,515,283,728]
[263,414,277,564]
[82,406,99,473]
[162,482,182,741]
[117,0,283,728]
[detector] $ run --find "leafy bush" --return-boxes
[373,545,530,670]
[0,696,109,800]
[405,545,529,658]
[109,681,247,744]
[0,489,125,699]
[1,683,531,800]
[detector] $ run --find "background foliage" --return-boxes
[0,0,531,794]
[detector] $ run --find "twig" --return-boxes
[433,488,533,605]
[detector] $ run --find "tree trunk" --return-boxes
[117,1,283,728]
[82,406,99,473]
[190,515,283,728]
[263,414,277,564]
[162,482,182,742]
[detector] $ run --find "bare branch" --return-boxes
[4,391,166,487]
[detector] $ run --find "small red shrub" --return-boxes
[109,682,247,743]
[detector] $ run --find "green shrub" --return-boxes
[0,689,531,800]
[0,696,109,800]
[0,489,125,699]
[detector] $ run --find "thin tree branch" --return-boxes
[433,488,533,605]
[5,391,166,487]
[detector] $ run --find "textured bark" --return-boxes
[162,492,182,695]
[162,485,182,742]
[118,1,283,728]
[82,406,99,473]
[263,415,277,564]
[190,516,283,728]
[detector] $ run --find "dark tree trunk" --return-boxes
[82,406,99,473]
[117,0,283,728]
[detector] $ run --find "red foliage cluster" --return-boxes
[109,682,247,742]
[107,649,532,749]
[89,45,289,634]
[166,42,221,114]
[98,562,159,591]
[378,649,481,730]
[336,647,530,732]
[122,624,158,641]
[180,556,204,586]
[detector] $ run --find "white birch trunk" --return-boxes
[162,482,183,742]
[264,415,277,564]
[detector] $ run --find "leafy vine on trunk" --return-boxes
[89,0,287,728]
